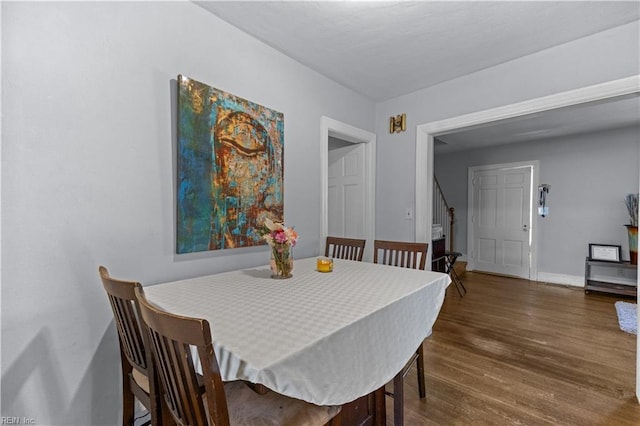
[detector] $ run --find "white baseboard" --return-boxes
[461,268,584,287]
[536,272,583,287]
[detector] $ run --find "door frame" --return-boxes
[415,75,640,271]
[320,116,376,261]
[467,160,539,279]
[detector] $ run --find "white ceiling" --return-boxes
[197,1,640,150]
[198,1,638,101]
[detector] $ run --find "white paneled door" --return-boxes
[328,143,365,238]
[470,164,533,279]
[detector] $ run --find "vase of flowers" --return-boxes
[262,218,298,279]
[625,193,638,265]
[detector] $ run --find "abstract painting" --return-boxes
[177,75,284,253]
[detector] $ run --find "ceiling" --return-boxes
[198,1,639,150]
[198,1,638,101]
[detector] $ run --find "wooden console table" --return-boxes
[584,257,637,297]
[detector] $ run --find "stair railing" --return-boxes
[433,176,455,252]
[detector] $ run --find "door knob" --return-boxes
[523,224,528,231]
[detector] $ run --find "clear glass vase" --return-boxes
[270,245,293,279]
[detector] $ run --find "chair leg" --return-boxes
[160,398,173,426]
[121,369,135,426]
[148,393,166,426]
[416,345,426,399]
[451,269,466,297]
[455,269,467,293]
[388,347,424,425]
[393,372,404,426]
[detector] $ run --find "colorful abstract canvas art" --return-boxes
[177,75,284,253]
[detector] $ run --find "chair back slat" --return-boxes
[100,267,148,372]
[325,236,366,261]
[110,296,147,369]
[152,334,178,416]
[153,333,206,425]
[135,287,230,426]
[373,240,429,270]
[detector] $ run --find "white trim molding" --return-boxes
[536,272,584,288]
[320,116,376,261]
[415,75,640,263]
[422,75,640,137]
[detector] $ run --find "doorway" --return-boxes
[414,75,640,399]
[468,161,537,279]
[320,116,376,261]
[328,139,366,238]
[414,76,639,275]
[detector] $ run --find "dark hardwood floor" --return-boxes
[387,272,640,425]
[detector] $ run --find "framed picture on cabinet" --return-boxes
[588,244,622,262]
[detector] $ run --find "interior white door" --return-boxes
[471,165,532,278]
[328,143,365,238]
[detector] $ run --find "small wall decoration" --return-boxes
[389,113,406,133]
[177,75,284,253]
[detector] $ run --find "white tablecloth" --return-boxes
[144,257,450,406]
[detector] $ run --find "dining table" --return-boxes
[144,256,450,425]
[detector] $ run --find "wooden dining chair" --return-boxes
[99,266,167,426]
[325,236,366,261]
[133,286,342,426]
[373,240,429,426]
[373,239,428,270]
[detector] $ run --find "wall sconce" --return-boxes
[389,113,406,133]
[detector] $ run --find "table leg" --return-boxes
[374,386,386,426]
[393,374,404,426]
[340,386,387,426]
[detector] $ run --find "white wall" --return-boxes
[435,125,640,282]
[374,20,640,242]
[0,2,374,424]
